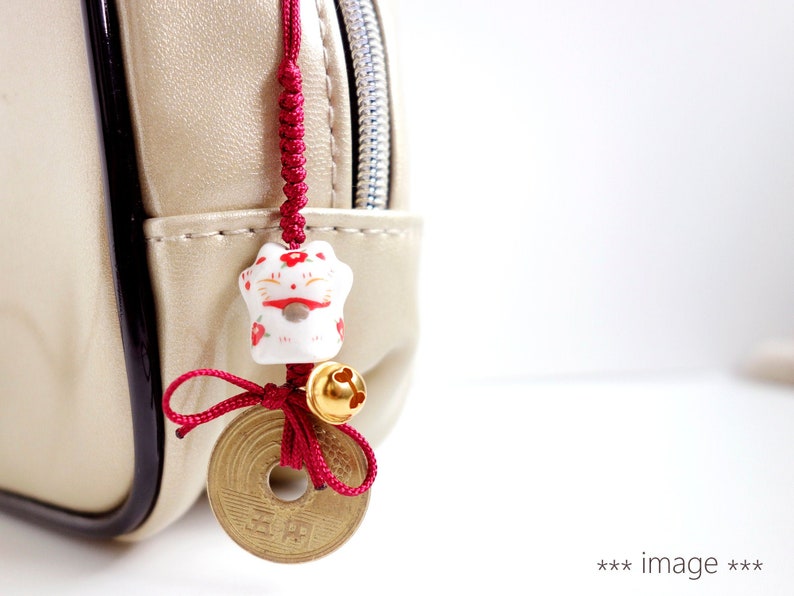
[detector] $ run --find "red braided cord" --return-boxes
[278,0,308,250]
[162,368,376,496]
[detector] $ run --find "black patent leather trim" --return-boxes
[0,0,164,537]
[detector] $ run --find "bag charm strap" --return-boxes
[162,0,377,562]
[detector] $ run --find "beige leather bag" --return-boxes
[0,0,419,540]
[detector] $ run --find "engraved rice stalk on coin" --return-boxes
[207,407,369,563]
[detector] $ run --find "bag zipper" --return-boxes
[337,0,391,210]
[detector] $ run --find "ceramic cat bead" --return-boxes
[239,241,352,364]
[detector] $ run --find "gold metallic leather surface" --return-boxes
[116,0,353,215]
[122,0,418,539]
[0,2,134,512]
[1,0,417,539]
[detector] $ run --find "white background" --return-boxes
[3,1,794,594]
[403,0,794,379]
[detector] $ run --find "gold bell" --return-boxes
[305,361,367,425]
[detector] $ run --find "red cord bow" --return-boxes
[162,365,376,497]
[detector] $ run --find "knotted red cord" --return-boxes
[277,0,308,250]
[162,367,376,496]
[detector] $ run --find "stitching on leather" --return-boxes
[316,0,338,206]
[147,225,409,243]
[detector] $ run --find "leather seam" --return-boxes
[146,225,411,243]
[316,0,338,207]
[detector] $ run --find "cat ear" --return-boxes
[302,240,352,296]
[305,240,336,262]
[251,242,286,266]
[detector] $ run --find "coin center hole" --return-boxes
[268,466,309,502]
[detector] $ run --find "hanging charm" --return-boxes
[208,408,370,563]
[239,241,353,365]
[161,0,376,563]
[162,355,377,563]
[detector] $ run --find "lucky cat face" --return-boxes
[253,255,334,310]
[239,241,352,364]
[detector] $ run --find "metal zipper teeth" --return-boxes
[338,0,391,209]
